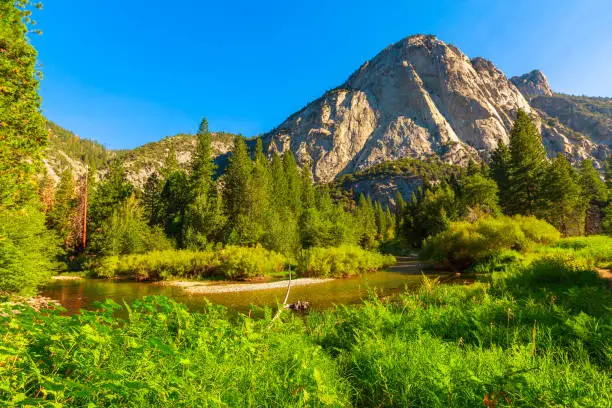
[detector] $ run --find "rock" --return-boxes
[510,70,553,97]
[265,35,604,183]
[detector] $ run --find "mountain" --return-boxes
[510,70,553,97]
[510,72,612,147]
[44,122,237,188]
[263,35,607,183]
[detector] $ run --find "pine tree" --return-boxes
[142,172,163,226]
[190,117,215,195]
[270,152,287,206]
[355,194,377,249]
[506,110,548,215]
[183,117,225,247]
[489,140,511,213]
[300,165,316,210]
[223,136,253,243]
[49,169,77,247]
[539,154,586,236]
[579,159,608,235]
[283,151,302,215]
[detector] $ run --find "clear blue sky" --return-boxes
[31,0,612,149]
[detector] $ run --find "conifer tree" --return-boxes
[506,110,548,215]
[283,151,302,215]
[49,169,77,247]
[355,194,377,249]
[579,159,608,234]
[489,140,511,212]
[190,117,215,195]
[539,154,586,236]
[270,152,287,206]
[142,172,163,226]
[223,136,253,243]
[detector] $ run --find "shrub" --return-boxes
[420,215,560,269]
[0,207,59,295]
[91,246,287,280]
[298,245,395,277]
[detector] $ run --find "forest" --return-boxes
[1,1,611,406]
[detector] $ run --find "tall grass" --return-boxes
[92,245,287,280]
[297,245,396,277]
[1,236,610,406]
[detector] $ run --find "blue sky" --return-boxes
[32,0,612,149]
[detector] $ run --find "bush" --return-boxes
[298,245,395,277]
[0,206,59,295]
[91,246,287,280]
[420,215,560,269]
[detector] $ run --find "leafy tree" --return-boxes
[88,162,133,237]
[0,0,47,207]
[506,110,548,215]
[91,195,171,256]
[539,154,586,236]
[0,206,58,295]
[459,173,500,219]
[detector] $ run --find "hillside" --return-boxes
[263,35,606,182]
[511,70,612,146]
[45,123,238,188]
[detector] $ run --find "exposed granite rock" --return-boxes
[510,70,553,98]
[265,35,601,183]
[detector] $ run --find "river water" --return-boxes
[41,260,444,315]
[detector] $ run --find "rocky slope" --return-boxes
[264,35,607,183]
[511,70,611,147]
[44,123,237,188]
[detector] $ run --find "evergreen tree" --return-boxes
[161,145,180,177]
[506,110,548,215]
[539,154,586,236]
[49,169,77,248]
[283,151,302,215]
[270,152,288,206]
[355,194,377,249]
[489,140,511,212]
[190,117,215,195]
[223,137,253,244]
[160,170,190,246]
[300,165,316,210]
[579,159,608,235]
[183,117,225,247]
[142,172,163,226]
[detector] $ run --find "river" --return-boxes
[41,259,445,315]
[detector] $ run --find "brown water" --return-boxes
[41,260,444,315]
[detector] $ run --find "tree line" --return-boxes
[394,110,611,247]
[46,119,396,265]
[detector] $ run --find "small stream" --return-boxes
[41,260,445,315]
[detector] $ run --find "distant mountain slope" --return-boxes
[264,35,606,182]
[44,122,237,187]
[511,70,612,147]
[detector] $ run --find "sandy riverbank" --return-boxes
[51,275,84,281]
[158,278,334,294]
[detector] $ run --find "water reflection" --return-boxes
[41,262,444,315]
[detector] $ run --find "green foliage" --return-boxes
[0,206,58,295]
[46,121,110,169]
[90,196,172,257]
[421,215,560,268]
[298,246,395,277]
[2,239,610,406]
[539,154,586,235]
[506,109,548,215]
[93,246,286,280]
[0,0,47,207]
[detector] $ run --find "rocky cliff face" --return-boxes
[510,70,553,98]
[265,35,607,182]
